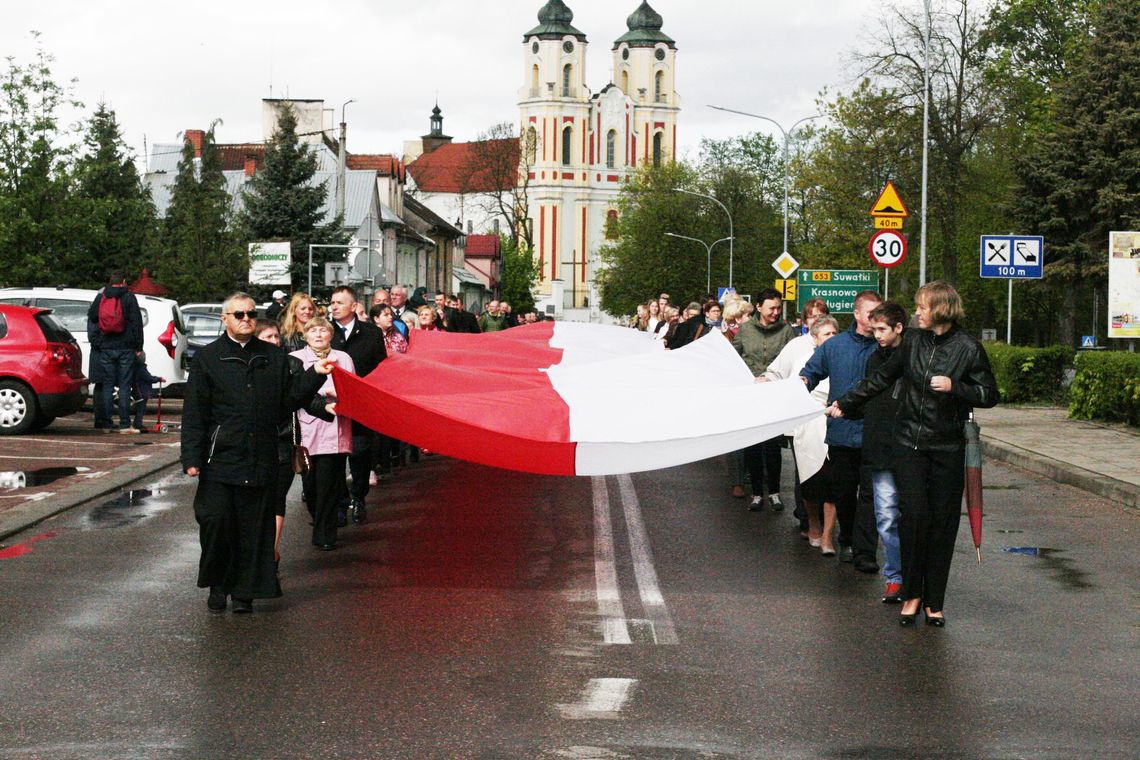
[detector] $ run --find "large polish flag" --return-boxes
[331,321,823,476]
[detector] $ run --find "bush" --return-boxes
[984,343,1075,404]
[1068,351,1140,426]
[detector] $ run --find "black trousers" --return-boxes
[193,475,281,599]
[826,446,877,559]
[743,436,782,496]
[893,446,966,611]
[347,433,372,502]
[311,453,349,547]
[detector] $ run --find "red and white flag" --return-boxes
[332,322,822,476]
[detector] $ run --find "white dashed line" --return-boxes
[557,677,637,720]
[616,474,679,645]
[591,476,631,644]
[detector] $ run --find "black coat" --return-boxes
[845,343,902,469]
[838,324,1000,452]
[181,336,326,485]
[667,319,709,349]
[86,285,144,352]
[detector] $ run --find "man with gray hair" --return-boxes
[182,292,336,614]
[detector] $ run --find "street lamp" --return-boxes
[672,188,734,288]
[708,106,820,268]
[664,232,734,294]
[919,0,932,285]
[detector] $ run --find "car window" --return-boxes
[33,298,89,334]
[0,298,28,306]
[185,313,223,338]
[0,312,7,339]
[35,313,77,344]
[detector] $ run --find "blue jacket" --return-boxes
[800,323,878,448]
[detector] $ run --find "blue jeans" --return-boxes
[98,349,135,429]
[870,468,902,584]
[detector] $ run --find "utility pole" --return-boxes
[336,98,356,220]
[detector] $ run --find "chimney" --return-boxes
[184,129,205,157]
[244,154,258,177]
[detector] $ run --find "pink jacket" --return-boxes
[290,347,354,456]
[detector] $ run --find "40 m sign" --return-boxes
[869,229,907,268]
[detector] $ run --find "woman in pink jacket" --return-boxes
[290,317,355,550]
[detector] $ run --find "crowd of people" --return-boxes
[632,282,1000,627]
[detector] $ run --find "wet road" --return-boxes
[0,452,1136,759]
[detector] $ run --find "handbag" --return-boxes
[291,415,311,475]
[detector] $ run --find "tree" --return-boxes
[498,234,540,313]
[0,35,85,286]
[1013,0,1140,346]
[72,103,159,286]
[237,103,346,295]
[455,121,535,253]
[158,124,246,302]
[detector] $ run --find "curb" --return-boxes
[0,445,182,542]
[981,437,1139,511]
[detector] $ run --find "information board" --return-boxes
[796,270,879,314]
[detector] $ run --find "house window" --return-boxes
[562,64,572,97]
[526,126,537,163]
[562,126,572,166]
[467,220,473,234]
[606,130,616,169]
[653,132,663,167]
[655,71,664,102]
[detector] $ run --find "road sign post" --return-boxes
[980,235,1044,343]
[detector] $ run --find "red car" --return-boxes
[0,304,86,434]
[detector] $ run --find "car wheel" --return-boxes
[0,380,37,435]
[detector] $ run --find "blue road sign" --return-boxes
[717,287,737,302]
[980,235,1044,279]
[1081,335,1095,348]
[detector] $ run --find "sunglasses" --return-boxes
[226,310,258,321]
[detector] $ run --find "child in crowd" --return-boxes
[130,352,163,432]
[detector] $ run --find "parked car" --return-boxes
[0,304,86,434]
[0,287,188,395]
[182,310,223,365]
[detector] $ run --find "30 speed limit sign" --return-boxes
[868,229,907,268]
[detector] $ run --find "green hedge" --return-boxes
[1068,351,1140,426]
[984,343,1075,404]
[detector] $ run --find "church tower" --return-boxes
[613,1,679,167]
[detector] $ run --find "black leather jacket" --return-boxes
[837,325,999,452]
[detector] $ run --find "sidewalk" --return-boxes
[975,406,1140,510]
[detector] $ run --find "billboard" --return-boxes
[249,241,292,286]
[1108,232,1140,339]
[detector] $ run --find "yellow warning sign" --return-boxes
[774,279,797,301]
[874,217,903,229]
[870,182,908,218]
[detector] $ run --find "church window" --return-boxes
[562,126,573,166]
[526,127,537,164]
[606,130,616,169]
[605,210,619,240]
[655,48,666,61]
[620,70,629,95]
[653,132,664,167]
[531,64,540,95]
[562,64,572,97]
[655,71,664,102]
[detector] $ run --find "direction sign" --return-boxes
[980,235,1044,279]
[796,269,879,314]
[774,279,797,301]
[772,252,799,278]
[870,182,908,219]
[869,229,907,268]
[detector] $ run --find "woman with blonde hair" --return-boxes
[832,281,999,627]
[279,293,317,351]
[417,305,442,331]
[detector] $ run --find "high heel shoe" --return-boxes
[924,609,946,627]
[899,613,917,627]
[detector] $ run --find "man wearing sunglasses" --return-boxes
[182,292,337,614]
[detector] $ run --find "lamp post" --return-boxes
[672,188,734,288]
[919,0,932,285]
[336,98,356,221]
[664,233,734,294]
[709,106,820,268]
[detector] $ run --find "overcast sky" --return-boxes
[2,0,891,165]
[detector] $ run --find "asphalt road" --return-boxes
[0,451,1136,759]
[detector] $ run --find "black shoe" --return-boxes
[231,597,253,614]
[748,496,764,512]
[768,493,784,512]
[207,586,227,613]
[853,557,879,574]
[924,610,946,627]
[838,546,854,563]
[899,613,917,627]
[316,543,336,551]
[351,498,367,525]
[336,509,348,528]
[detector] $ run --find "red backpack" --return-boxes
[98,294,126,335]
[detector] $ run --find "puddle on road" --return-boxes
[0,467,89,490]
[84,488,175,529]
[1003,546,1094,590]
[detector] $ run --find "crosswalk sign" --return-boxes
[1081,335,1095,348]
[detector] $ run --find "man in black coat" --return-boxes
[182,292,333,614]
[329,285,387,524]
[87,271,144,432]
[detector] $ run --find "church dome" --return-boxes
[614,1,675,49]
[524,0,587,41]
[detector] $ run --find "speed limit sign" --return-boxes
[869,229,907,268]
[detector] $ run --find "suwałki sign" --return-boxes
[796,270,879,314]
[249,241,292,286]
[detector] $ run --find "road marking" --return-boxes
[616,474,679,645]
[0,454,139,461]
[557,677,637,720]
[591,476,631,644]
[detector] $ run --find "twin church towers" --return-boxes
[518,0,679,310]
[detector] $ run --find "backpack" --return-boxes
[98,294,126,335]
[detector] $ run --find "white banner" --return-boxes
[1108,232,1140,339]
[249,241,292,286]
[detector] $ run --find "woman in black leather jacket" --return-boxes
[831,281,999,627]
